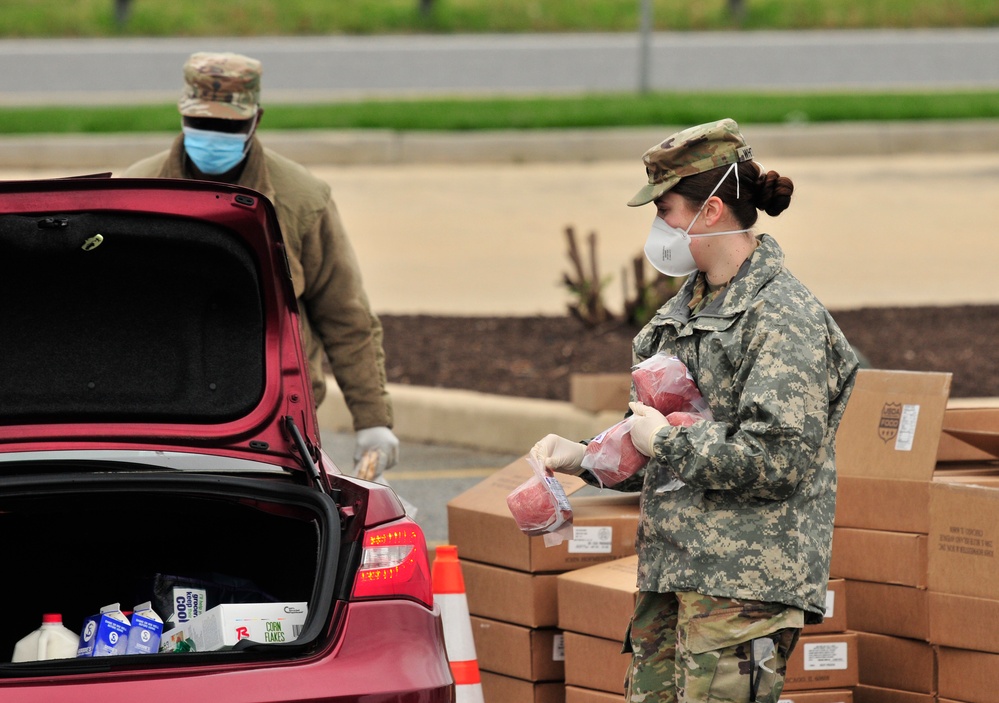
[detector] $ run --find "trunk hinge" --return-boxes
[284,415,326,495]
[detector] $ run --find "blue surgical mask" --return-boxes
[182,126,251,175]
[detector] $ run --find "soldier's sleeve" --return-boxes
[649,310,830,500]
[299,197,393,430]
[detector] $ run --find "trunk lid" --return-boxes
[0,177,319,471]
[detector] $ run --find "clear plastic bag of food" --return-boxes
[580,417,647,487]
[506,453,574,546]
[631,354,712,419]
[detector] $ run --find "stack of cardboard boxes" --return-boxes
[557,557,855,702]
[833,369,999,703]
[448,458,641,703]
[448,368,999,703]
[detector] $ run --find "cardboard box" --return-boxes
[804,579,847,635]
[929,591,999,654]
[565,686,628,703]
[854,631,936,693]
[480,671,564,703]
[784,633,859,692]
[557,555,637,641]
[830,527,928,588]
[570,373,631,413]
[463,559,560,627]
[834,370,951,534]
[471,616,564,682]
[778,692,855,703]
[929,481,999,599]
[845,580,928,640]
[160,602,307,653]
[937,647,999,703]
[939,401,999,462]
[852,686,935,703]
[562,631,630,696]
[448,457,639,573]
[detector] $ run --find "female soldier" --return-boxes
[532,118,858,703]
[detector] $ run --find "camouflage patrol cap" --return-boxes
[627,118,754,207]
[178,52,262,120]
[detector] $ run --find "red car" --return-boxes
[0,177,453,702]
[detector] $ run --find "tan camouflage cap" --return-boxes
[178,52,262,120]
[627,118,754,207]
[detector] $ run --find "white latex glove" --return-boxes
[532,434,586,475]
[628,402,670,457]
[354,426,400,479]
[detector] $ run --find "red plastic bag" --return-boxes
[581,418,647,487]
[632,355,711,418]
[506,453,574,546]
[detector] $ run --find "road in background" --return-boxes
[0,29,997,106]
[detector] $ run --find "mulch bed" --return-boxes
[380,305,999,401]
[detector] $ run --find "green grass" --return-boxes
[1,90,997,135]
[0,0,996,37]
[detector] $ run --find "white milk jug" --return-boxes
[12,614,79,662]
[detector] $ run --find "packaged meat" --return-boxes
[631,354,712,419]
[506,453,573,546]
[581,418,648,487]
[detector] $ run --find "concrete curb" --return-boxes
[317,379,622,455]
[2,120,999,170]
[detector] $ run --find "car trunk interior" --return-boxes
[0,472,340,666]
[0,210,266,423]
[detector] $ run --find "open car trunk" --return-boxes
[0,469,343,670]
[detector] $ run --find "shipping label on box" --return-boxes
[160,602,307,653]
[77,603,130,657]
[784,633,858,691]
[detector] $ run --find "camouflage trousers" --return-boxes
[623,591,803,703]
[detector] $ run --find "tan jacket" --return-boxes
[123,135,392,430]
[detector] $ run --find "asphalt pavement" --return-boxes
[1,30,997,105]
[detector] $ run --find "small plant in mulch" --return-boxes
[562,225,683,329]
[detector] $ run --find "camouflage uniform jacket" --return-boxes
[603,234,857,621]
[123,136,392,430]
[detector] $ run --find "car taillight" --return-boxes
[352,518,433,608]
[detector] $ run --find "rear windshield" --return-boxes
[0,211,264,423]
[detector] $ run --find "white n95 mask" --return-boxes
[643,162,751,277]
[644,216,698,277]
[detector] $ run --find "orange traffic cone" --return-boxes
[432,545,484,703]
